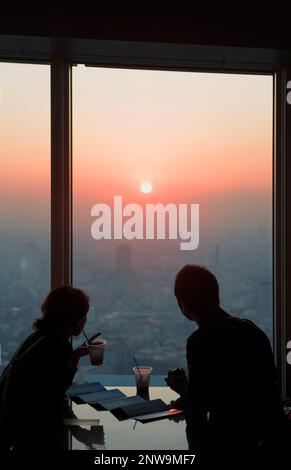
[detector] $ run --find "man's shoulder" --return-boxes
[186,314,268,347]
[186,328,202,350]
[224,315,267,337]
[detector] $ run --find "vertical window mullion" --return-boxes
[274,67,291,398]
[51,54,72,288]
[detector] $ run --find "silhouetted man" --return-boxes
[166,265,287,462]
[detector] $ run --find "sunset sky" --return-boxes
[73,66,272,239]
[0,62,272,242]
[73,67,272,205]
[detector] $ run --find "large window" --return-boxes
[0,63,50,370]
[73,67,273,378]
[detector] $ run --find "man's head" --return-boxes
[174,265,220,322]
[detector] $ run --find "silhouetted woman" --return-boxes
[0,286,98,450]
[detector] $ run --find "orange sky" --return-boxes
[0,63,272,233]
[73,67,272,206]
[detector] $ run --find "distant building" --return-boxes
[116,244,132,272]
[19,241,38,272]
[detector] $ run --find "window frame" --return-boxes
[0,35,290,397]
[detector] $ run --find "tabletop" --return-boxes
[66,385,188,450]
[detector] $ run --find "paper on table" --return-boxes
[80,389,125,404]
[66,381,105,398]
[93,395,146,411]
[134,408,184,423]
[111,399,171,421]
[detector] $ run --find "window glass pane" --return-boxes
[73,68,272,379]
[0,63,50,370]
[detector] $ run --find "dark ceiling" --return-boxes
[1,4,291,49]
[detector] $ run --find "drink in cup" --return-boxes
[86,339,107,366]
[133,366,153,400]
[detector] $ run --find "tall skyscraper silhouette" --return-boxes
[116,244,132,272]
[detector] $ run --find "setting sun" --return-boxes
[140,182,153,193]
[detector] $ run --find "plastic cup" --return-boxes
[133,366,153,399]
[86,339,107,366]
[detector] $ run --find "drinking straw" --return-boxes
[82,331,101,344]
[82,330,91,344]
[133,356,141,375]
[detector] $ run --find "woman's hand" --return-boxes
[70,332,101,368]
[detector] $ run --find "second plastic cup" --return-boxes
[133,366,153,399]
[86,339,107,366]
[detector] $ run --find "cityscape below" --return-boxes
[0,226,272,377]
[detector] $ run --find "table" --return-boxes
[67,386,188,450]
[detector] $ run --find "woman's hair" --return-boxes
[174,264,220,313]
[34,286,90,333]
